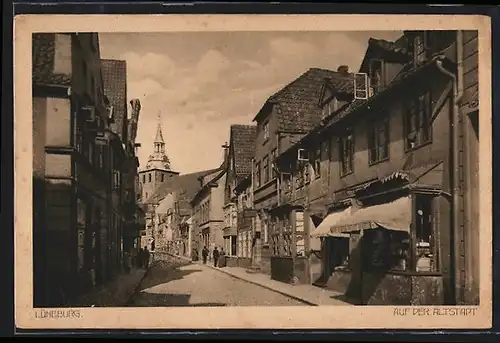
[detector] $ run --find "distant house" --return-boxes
[190,151,228,261]
[222,125,257,267]
[142,168,219,252]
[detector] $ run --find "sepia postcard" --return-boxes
[14,13,492,330]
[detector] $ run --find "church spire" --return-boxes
[144,111,172,171]
[154,111,165,144]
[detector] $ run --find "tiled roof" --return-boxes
[257,68,355,133]
[145,168,220,205]
[101,59,127,140]
[230,124,257,180]
[32,33,71,86]
[368,37,410,57]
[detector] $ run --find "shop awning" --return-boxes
[330,196,412,234]
[310,207,353,238]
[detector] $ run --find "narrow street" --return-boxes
[128,260,307,307]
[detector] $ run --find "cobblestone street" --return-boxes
[128,261,306,307]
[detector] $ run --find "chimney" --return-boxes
[337,65,349,75]
[222,142,230,168]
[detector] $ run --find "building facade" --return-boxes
[222,125,257,267]
[274,30,479,305]
[32,33,135,306]
[191,160,227,262]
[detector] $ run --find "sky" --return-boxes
[99,30,402,175]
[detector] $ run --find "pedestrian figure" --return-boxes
[218,248,226,268]
[213,247,220,267]
[144,246,150,268]
[202,246,209,264]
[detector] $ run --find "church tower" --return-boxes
[138,112,179,202]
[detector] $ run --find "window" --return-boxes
[415,194,438,272]
[263,155,269,184]
[148,173,152,183]
[322,97,339,119]
[303,163,311,184]
[369,59,385,94]
[231,235,237,256]
[142,174,145,183]
[161,173,164,182]
[112,170,120,190]
[339,132,354,176]
[263,121,270,141]
[368,118,390,164]
[271,148,277,179]
[97,146,104,169]
[404,92,432,150]
[312,145,321,178]
[88,141,94,165]
[413,34,427,66]
[255,162,261,188]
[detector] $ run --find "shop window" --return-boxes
[415,194,438,272]
[231,235,237,256]
[404,92,432,150]
[263,155,269,184]
[368,117,389,164]
[283,233,292,256]
[339,131,354,176]
[327,237,350,271]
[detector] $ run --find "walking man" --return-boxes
[202,246,209,264]
[213,247,220,268]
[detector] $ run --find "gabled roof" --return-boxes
[253,68,355,133]
[190,166,226,205]
[32,33,71,86]
[229,124,257,182]
[359,35,411,73]
[101,59,127,140]
[144,168,219,205]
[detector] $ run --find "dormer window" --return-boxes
[369,59,385,94]
[322,97,339,119]
[413,34,427,66]
[263,121,270,141]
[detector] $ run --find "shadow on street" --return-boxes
[128,260,228,307]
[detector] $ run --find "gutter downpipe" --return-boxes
[435,30,464,305]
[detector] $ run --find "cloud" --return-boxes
[100,30,403,173]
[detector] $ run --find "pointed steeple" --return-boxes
[154,111,165,143]
[144,111,172,171]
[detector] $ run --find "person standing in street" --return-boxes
[213,247,220,267]
[202,246,209,264]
